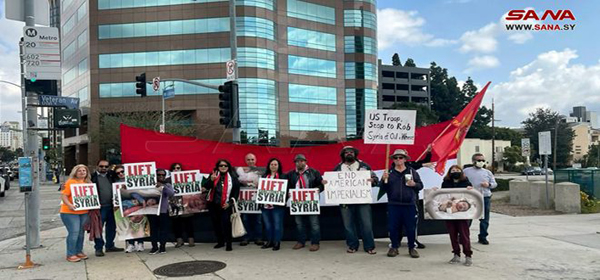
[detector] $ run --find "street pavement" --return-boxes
[0,208,598,279]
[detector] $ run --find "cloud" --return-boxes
[466,55,500,71]
[377,8,457,50]
[489,49,600,127]
[0,15,25,125]
[459,23,498,53]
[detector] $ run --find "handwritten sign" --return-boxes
[123,162,157,190]
[171,170,206,196]
[256,178,288,206]
[70,183,101,211]
[112,182,126,207]
[289,189,320,215]
[237,188,262,214]
[323,171,372,205]
[363,109,416,144]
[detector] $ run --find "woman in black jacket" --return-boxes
[261,158,288,251]
[203,159,240,251]
[440,165,473,266]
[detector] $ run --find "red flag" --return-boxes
[432,82,492,175]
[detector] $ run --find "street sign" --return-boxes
[163,85,175,100]
[538,131,552,155]
[152,77,160,91]
[5,0,50,26]
[521,138,531,157]
[54,109,81,128]
[37,117,48,129]
[226,59,237,81]
[38,95,79,109]
[18,157,33,192]
[159,124,165,133]
[22,26,61,80]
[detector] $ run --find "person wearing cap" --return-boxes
[331,146,379,255]
[380,149,423,258]
[286,154,325,252]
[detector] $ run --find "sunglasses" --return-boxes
[116,171,124,174]
[392,156,406,160]
[174,166,181,169]
[475,160,485,162]
[98,165,109,168]
[219,165,228,168]
[157,174,166,177]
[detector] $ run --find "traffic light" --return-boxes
[218,81,240,128]
[135,73,147,97]
[42,137,50,150]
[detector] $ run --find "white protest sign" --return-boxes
[123,162,157,190]
[171,170,206,196]
[70,183,101,211]
[323,171,372,205]
[289,189,320,215]
[256,178,288,206]
[237,188,262,214]
[363,109,416,144]
[112,182,126,207]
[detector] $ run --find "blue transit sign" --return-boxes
[38,95,79,109]
[164,85,175,99]
[18,157,33,192]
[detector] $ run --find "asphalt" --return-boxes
[0,211,599,279]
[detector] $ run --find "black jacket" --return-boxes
[91,170,116,185]
[332,160,379,187]
[202,172,240,205]
[441,178,472,189]
[379,166,423,205]
[286,168,324,192]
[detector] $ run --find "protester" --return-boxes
[203,159,241,251]
[236,153,265,246]
[147,169,175,254]
[463,153,497,245]
[441,165,474,266]
[287,154,324,252]
[60,164,91,262]
[92,160,123,256]
[169,163,196,248]
[332,146,379,255]
[380,149,423,258]
[261,158,287,251]
[114,166,145,253]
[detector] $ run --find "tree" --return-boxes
[584,144,600,167]
[503,145,524,165]
[0,147,17,162]
[404,58,416,67]
[388,102,439,127]
[392,53,402,66]
[430,62,465,122]
[522,108,574,167]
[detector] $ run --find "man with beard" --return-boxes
[331,146,379,255]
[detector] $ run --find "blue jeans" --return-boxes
[242,213,263,241]
[340,204,375,251]
[262,207,285,243]
[388,204,417,249]
[60,213,88,257]
[94,205,117,251]
[479,196,491,240]
[294,215,320,245]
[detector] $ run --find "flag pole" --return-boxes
[384,144,390,183]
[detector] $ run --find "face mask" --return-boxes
[450,172,461,179]
[475,161,485,168]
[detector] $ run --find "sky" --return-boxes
[1,0,599,128]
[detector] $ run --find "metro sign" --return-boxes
[505,10,575,21]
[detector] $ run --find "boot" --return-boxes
[261,242,273,249]
[272,242,280,251]
[226,243,232,251]
[175,238,184,248]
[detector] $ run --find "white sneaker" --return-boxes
[125,244,135,253]
[449,254,461,264]
[135,243,144,252]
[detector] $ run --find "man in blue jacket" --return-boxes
[380,149,423,258]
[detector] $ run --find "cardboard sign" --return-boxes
[323,171,372,205]
[171,170,206,196]
[123,162,157,190]
[112,182,126,207]
[289,189,320,215]
[256,178,288,206]
[237,188,262,214]
[363,109,417,144]
[70,183,101,211]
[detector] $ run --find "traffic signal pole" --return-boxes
[229,0,240,143]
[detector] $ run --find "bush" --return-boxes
[493,178,512,192]
[581,191,600,214]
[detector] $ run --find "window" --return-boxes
[98,18,229,39]
[344,10,377,30]
[237,79,278,144]
[63,66,78,85]
[63,15,76,35]
[98,0,226,10]
[288,27,335,51]
[99,78,225,98]
[77,2,87,21]
[238,48,275,70]
[475,146,480,152]
[288,55,336,78]
[344,36,377,54]
[78,87,89,103]
[78,30,88,48]
[289,112,337,132]
[288,84,337,105]
[345,62,377,81]
[78,58,88,75]
[98,48,231,68]
[62,0,75,12]
[237,17,275,40]
[287,0,335,25]
[346,88,376,136]
[63,41,77,60]
[237,0,274,10]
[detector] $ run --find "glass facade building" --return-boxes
[60,0,377,167]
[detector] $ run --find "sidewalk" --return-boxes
[0,212,599,279]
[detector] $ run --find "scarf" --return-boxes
[209,172,233,207]
[295,166,309,189]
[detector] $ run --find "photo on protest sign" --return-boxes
[323,171,372,205]
[123,162,157,190]
[289,189,320,215]
[112,182,126,208]
[168,171,209,216]
[256,178,288,206]
[114,206,150,241]
[237,188,262,214]
[70,183,101,211]
[424,188,484,220]
[363,109,416,144]
[118,187,162,217]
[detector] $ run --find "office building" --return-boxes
[377,59,430,109]
[0,122,23,151]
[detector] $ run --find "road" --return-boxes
[495,172,554,181]
[0,180,62,242]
